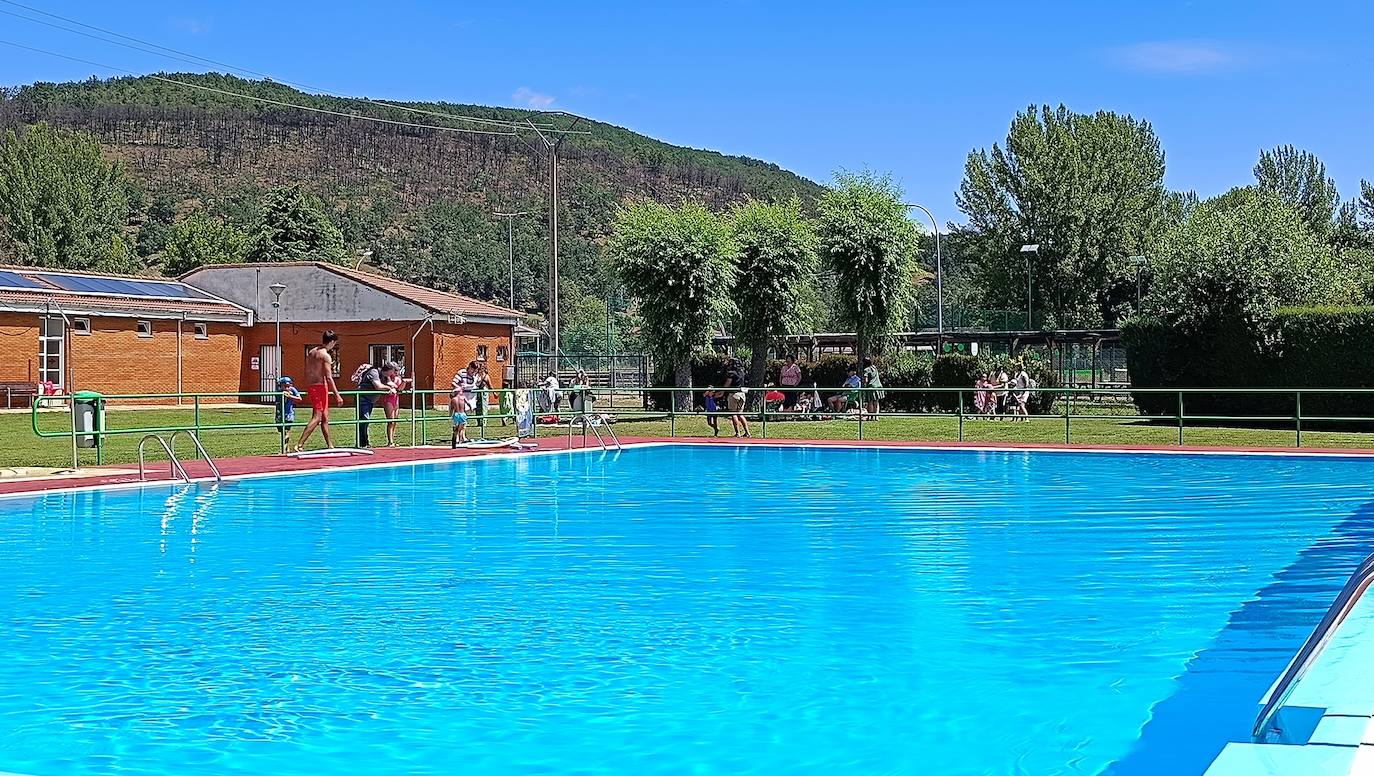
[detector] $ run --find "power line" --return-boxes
[0,38,523,137]
[0,0,585,135]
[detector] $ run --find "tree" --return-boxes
[136,192,178,259]
[610,200,734,409]
[162,211,249,276]
[1253,144,1339,239]
[816,171,918,365]
[247,185,347,264]
[956,105,1167,327]
[729,197,817,387]
[0,122,135,272]
[1147,187,1356,335]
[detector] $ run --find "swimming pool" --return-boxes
[1,443,1371,775]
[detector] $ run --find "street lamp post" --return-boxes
[494,211,530,310]
[1128,254,1148,311]
[906,204,944,335]
[269,283,286,384]
[1020,244,1039,329]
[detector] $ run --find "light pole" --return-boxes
[906,204,944,335]
[1128,254,1148,311]
[1020,244,1039,330]
[494,211,530,310]
[269,283,286,385]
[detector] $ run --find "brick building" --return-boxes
[0,266,252,404]
[181,263,522,404]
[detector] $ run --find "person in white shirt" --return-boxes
[541,372,561,414]
[1012,362,1032,421]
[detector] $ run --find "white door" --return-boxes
[259,344,281,401]
[38,316,64,388]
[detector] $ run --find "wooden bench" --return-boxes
[0,381,39,409]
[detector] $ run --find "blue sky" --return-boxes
[3,0,1373,223]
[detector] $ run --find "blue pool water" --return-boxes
[2,444,1373,775]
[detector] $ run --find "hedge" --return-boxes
[1122,307,1374,419]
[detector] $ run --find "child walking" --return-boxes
[275,376,303,451]
[450,391,469,448]
[703,387,721,437]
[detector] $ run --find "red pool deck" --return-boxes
[3,436,1373,498]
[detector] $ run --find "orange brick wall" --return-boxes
[240,320,512,404]
[0,312,242,400]
[0,314,40,384]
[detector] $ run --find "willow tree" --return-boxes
[730,197,817,388]
[816,172,918,366]
[610,200,734,409]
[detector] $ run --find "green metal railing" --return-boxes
[29,385,1374,469]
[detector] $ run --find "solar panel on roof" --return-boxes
[0,270,45,290]
[37,273,213,300]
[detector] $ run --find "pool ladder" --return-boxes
[566,413,622,451]
[137,431,222,484]
[1253,551,1374,742]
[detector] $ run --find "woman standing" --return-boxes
[779,355,802,411]
[382,362,410,447]
[862,358,884,418]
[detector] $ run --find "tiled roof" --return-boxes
[323,263,523,320]
[0,265,252,322]
[179,262,525,321]
[0,290,251,321]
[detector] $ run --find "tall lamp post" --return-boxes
[494,211,530,310]
[906,204,944,335]
[1020,244,1039,330]
[269,283,286,385]
[1128,254,1148,311]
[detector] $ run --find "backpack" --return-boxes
[351,363,373,388]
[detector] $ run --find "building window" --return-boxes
[476,344,488,360]
[136,320,152,338]
[39,316,64,387]
[369,344,405,371]
[72,318,91,336]
[193,322,208,340]
[496,345,508,362]
[305,345,342,378]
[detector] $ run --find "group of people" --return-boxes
[450,360,497,447]
[973,363,1034,420]
[703,357,752,437]
[700,356,886,436]
[537,369,597,417]
[276,331,416,451]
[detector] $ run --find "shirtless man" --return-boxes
[295,330,344,451]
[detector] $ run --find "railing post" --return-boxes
[1295,391,1303,448]
[194,395,202,442]
[669,389,676,438]
[1177,391,1185,446]
[1064,388,1071,444]
[761,393,768,439]
[957,389,964,442]
[858,389,865,441]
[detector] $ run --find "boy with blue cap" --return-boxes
[276,376,303,449]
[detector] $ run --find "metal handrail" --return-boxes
[137,434,190,483]
[169,430,222,484]
[565,413,620,450]
[1253,552,1374,742]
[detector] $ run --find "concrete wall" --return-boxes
[184,265,428,323]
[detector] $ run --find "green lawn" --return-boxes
[5,403,1373,469]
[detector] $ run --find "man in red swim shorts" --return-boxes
[294,330,343,452]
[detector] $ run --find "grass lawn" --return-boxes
[5,403,1374,469]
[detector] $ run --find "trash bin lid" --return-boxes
[73,391,104,400]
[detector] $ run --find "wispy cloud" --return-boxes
[511,87,555,108]
[170,17,211,35]
[1110,40,1244,74]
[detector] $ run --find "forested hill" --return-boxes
[0,72,821,311]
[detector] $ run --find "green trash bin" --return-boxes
[73,391,104,449]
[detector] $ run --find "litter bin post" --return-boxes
[73,391,105,464]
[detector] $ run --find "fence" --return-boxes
[26,385,1374,471]
[513,352,649,390]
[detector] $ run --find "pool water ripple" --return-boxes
[1,445,1372,775]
